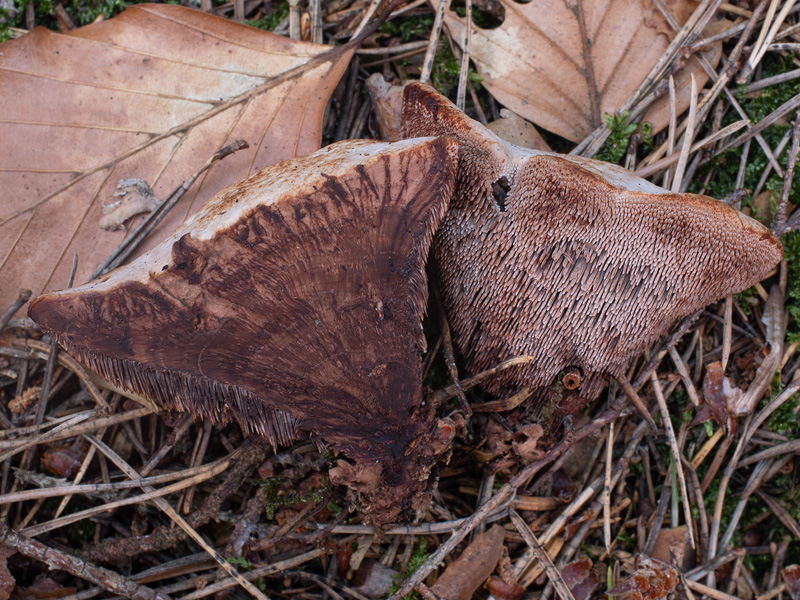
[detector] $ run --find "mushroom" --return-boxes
[380,79,783,413]
[29,136,458,526]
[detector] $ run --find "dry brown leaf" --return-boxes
[0,4,352,311]
[444,0,721,142]
[649,526,695,572]
[0,546,14,600]
[607,555,679,600]
[784,565,800,600]
[558,557,599,600]
[431,525,506,600]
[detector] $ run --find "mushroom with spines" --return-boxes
[370,77,783,418]
[29,136,459,527]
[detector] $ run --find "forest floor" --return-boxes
[1,1,800,599]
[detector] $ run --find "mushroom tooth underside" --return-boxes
[47,332,301,448]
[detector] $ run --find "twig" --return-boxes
[434,284,470,415]
[686,579,743,600]
[0,289,32,331]
[427,354,536,405]
[651,372,695,548]
[509,510,576,600]
[456,0,472,111]
[668,346,700,406]
[180,549,326,600]
[738,438,800,467]
[738,0,798,83]
[0,522,171,600]
[391,396,628,598]
[84,435,269,600]
[718,459,773,552]
[615,374,658,432]
[603,422,614,550]
[671,74,698,193]
[420,0,446,84]
[772,110,800,236]
[20,447,239,537]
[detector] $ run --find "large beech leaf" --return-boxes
[444,0,721,142]
[0,4,352,310]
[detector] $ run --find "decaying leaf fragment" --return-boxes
[29,136,459,526]
[0,4,353,312]
[386,81,783,411]
[606,555,679,600]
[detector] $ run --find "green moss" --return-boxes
[594,111,638,164]
[246,1,289,31]
[783,231,800,343]
[378,14,434,42]
[227,556,256,570]
[256,475,332,520]
[390,538,430,600]
[451,1,503,30]
[763,379,800,436]
[430,42,482,98]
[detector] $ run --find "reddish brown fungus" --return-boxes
[29,137,458,526]
[393,81,783,412]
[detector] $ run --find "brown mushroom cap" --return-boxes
[400,82,783,404]
[29,136,458,525]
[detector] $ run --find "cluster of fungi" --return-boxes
[29,82,783,526]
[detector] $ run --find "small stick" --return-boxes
[668,346,700,406]
[391,396,628,598]
[686,579,746,600]
[771,110,800,236]
[603,422,614,550]
[719,92,800,158]
[681,456,710,559]
[738,0,797,83]
[738,438,800,467]
[20,448,236,537]
[615,374,658,432]
[415,582,444,600]
[0,289,31,331]
[456,0,472,111]
[309,0,322,44]
[86,435,270,600]
[651,372,696,549]
[509,510,577,600]
[691,427,724,470]
[431,283,470,415]
[471,386,531,412]
[427,354,536,405]
[351,0,383,39]
[0,521,171,600]
[758,583,788,600]
[233,0,244,20]
[420,0,447,84]
[672,74,698,193]
[722,296,733,371]
[664,75,677,189]
[288,0,300,40]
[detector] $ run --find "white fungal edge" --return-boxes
[53,137,444,295]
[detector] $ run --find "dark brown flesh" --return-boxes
[401,83,783,405]
[30,137,458,525]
